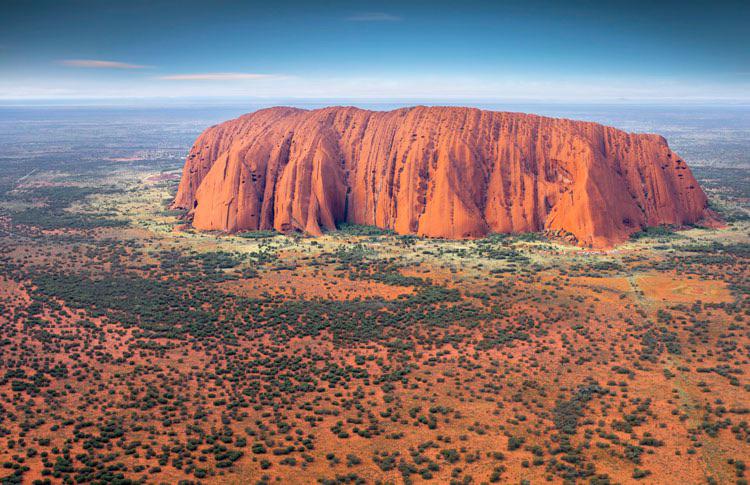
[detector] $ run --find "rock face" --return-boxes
[172,106,714,247]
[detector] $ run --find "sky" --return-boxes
[0,0,748,103]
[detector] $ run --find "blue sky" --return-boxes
[0,0,748,102]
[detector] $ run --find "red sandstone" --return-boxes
[172,106,714,247]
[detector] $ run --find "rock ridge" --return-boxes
[172,106,715,247]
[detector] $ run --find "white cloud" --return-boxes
[59,59,149,69]
[346,12,402,22]
[158,72,280,81]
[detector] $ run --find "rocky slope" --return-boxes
[172,106,715,247]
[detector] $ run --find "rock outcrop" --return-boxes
[172,106,715,247]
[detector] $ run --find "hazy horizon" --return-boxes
[1,96,749,110]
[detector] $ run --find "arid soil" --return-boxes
[0,143,747,485]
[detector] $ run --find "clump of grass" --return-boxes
[630,225,681,240]
[236,230,279,239]
[333,223,394,237]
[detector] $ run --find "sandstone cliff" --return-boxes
[172,106,714,247]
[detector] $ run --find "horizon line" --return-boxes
[1,95,749,107]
